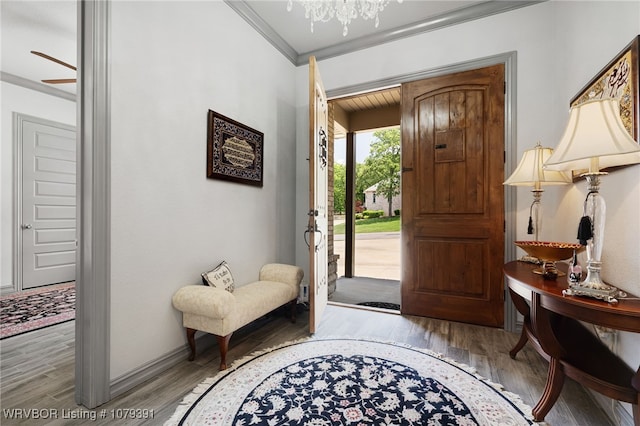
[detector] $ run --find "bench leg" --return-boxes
[216,333,232,371]
[186,328,197,361]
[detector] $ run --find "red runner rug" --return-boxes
[1,282,75,339]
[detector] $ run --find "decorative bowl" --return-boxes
[514,241,585,262]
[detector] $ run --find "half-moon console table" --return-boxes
[504,260,640,424]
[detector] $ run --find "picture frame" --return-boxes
[207,110,263,187]
[569,35,639,180]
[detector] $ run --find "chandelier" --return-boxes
[287,0,403,37]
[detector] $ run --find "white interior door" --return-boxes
[20,116,77,289]
[308,56,329,334]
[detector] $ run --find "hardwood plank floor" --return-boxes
[0,305,615,425]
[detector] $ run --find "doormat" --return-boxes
[0,282,75,339]
[166,338,535,425]
[357,301,401,310]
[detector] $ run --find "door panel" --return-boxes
[415,239,485,296]
[401,64,505,327]
[21,118,77,289]
[308,56,329,333]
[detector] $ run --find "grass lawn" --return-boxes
[334,215,400,234]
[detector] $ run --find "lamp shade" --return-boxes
[504,143,571,188]
[544,99,640,172]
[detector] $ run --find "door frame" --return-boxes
[327,52,519,331]
[11,113,76,294]
[75,0,111,408]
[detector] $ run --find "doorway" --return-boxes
[328,88,402,311]
[325,53,518,330]
[14,114,77,291]
[2,0,111,409]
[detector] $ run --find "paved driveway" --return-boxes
[333,232,400,280]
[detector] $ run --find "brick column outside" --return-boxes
[327,103,338,296]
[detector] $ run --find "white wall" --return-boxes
[0,82,76,292]
[109,1,297,379]
[295,0,639,418]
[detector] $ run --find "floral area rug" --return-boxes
[0,282,75,339]
[167,338,534,425]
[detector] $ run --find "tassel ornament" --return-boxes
[577,191,596,245]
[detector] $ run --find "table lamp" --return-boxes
[544,98,640,302]
[504,142,571,241]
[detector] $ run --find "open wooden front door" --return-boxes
[308,56,329,334]
[400,64,505,327]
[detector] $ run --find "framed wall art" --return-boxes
[570,35,639,179]
[207,110,263,187]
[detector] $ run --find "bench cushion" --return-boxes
[172,279,298,337]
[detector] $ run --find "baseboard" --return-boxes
[588,389,634,426]
[109,333,216,399]
[1,283,18,296]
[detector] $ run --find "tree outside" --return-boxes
[362,128,401,217]
[333,127,401,217]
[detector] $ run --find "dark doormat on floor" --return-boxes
[357,301,400,310]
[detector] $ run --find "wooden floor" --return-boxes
[0,304,615,425]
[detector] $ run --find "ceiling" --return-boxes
[1,1,77,95]
[231,0,541,65]
[333,86,401,115]
[0,0,541,96]
[331,86,402,136]
[242,0,487,57]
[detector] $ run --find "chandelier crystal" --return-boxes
[287,0,403,36]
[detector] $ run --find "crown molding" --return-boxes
[1,71,76,101]
[228,1,544,66]
[223,0,299,64]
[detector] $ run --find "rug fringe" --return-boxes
[164,339,313,426]
[164,376,222,425]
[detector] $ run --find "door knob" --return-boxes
[21,224,33,229]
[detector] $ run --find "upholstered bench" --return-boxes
[172,263,303,370]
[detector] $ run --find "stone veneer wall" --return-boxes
[327,103,338,296]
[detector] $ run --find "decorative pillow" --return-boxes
[201,261,234,293]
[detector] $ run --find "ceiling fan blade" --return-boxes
[31,50,77,71]
[42,78,77,84]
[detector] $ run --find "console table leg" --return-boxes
[510,326,528,359]
[533,357,565,422]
